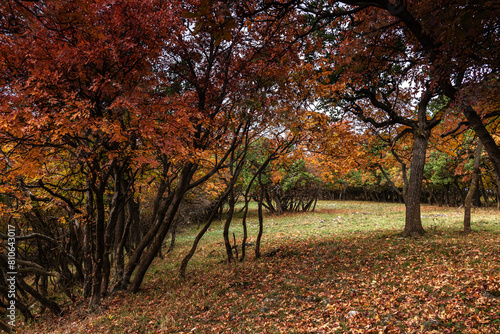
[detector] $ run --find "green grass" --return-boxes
[18,201,500,333]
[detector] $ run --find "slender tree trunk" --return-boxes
[223,189,236,262]
[404,132,428,236]
[179,153,246,277]
[479,176,489,207]
[255,177,264,258]
[496,174,500,211]
[180,186,233,278]
[89,185,106,308]
[453,181,465,206]
[17,276,61,315]
[117,207,166,287]
[223,153,237,262]
[240,196,250,262]
[101,168,125,298]
[113,172,129,277]
[167,219,179,254]
[69,217,84,282]
[114,203,127,278]
[82,181,94,298]
[464,141,483,233]
[129,200,180,292]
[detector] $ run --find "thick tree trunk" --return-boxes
[404,132,428,236]
[464,141,482,233]
[100,254,110,298]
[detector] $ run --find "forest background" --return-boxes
[0,0,499,332]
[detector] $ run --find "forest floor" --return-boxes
[18,201,500,333]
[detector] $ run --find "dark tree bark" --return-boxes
[16,275,62,316]
[255,175,265,259]
[179,176,239,278]
[89,184,105,309]
[223,189,236,262]
[404,132,428,236]
[402,88,437,236]
[240,195,250,262]
[167,219,179,254]
[130,163,196,291]
[82,180,94,299]
[464,141,483,234]
[479,176,489,207]
[463,106,500,181]
[179,141,248,278]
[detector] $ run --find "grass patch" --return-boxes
[18,201,500,333]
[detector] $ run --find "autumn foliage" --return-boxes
[0,0,498,331]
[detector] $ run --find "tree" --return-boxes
[311,6,448,234]
[294,0,499,233]
[0,0,317,311]
[0,0,177,308]
[311,0,500,199]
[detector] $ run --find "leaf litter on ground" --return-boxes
[19,201,500,333]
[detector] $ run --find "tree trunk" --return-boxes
[179,154,246,278]
[404,132,427,236]
[180,186,233,278]
[496,174,500,211]
[255,179,264,259]
[100,254,110,298]
[463,105,500,184]
[240,196,250,262]
[115,197,136,278]
[114,203,128,278]
[112,162,195,292]
[89,186,106,309]
[453,181,465,206]
[479,176,489,207]
[82,181,94,298]
[464,141,482,233]
[167,219,179,254]
[130,164,196,291]
[223,189,236,262]
[130,190,184,291]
